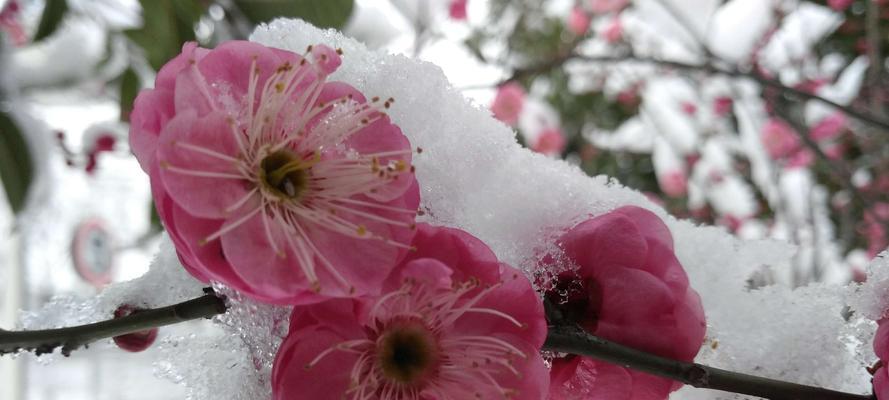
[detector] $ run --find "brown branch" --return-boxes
[0,289,226,356]
[573,54,889,132]
[0,293,874,400]
[544,325,873,400]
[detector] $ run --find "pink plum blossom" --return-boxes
[273,224,549,400]
[873,319,889,399]
[590,0,629,14]
[680,102,697,115]
[0,0,26,47]
[545,206,706,400]
[491,82,526,126]
[810,113,847,141]
[657,169,688,198]
[761,118,801,160]
[449,0,468,20]
[601,17,623,43]
[129,41,419,304]
[568,6,591,35]
[533,127,567,156]
[828,0,854,11]
[713,96,733,117]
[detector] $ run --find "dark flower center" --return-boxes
[260,150,308,200]
[378,322,437,384]
[545,273,603,332]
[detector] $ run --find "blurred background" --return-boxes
[1,0,888,399]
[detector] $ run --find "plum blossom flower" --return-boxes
[601,17,623,43]
[449,0,468,20]
[657,169,688,198]
[761,118,800,160]
[273,224,549,400]
[590,0,629,14]
[568,6,591,35]
[129,41,419,304]
[533,127,567,156]
[0,0,26,47]
[491,82,527,126]
[712,96,733,117]
[810,113,846,141]
[828,0,854,11]
[544,206,706,400]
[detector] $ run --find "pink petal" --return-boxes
[454,264,547,347]
[169,203,250,288]
[594,266,682,357]
[550,357,632,400]
[272,325,361,400]
[875,367,889,400]
[397,223,501,287]
[399,257,454,289]
[220,209,315,303]
[156,110,254,219]
[613,206,673,249]
[156,42,208,91]
[875,319,889,361]
[559,212,649,275]
[130,88,175,170]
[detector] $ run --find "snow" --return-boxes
[15,17,880,400]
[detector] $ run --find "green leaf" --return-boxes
[0,112,33,214]
[125,0,205,71]
[235,0,354,29]
[33,0,69,42]
[119,68,141,122]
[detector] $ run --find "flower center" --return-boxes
[259,150,309,200]
[545,274,602,332]
[377,321,438,385]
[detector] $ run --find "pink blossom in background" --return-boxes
[810,113,847,141]
[680,101,697,116]
[0,0,26,46]
[873,319,889,399]
[590,0,630,14]
[111,305,158,352]
[129,41,419,304]
[533,127,567,156]
[828,0,854,11]
[601,17,623,43]
[448,0,468,21]
[545,206,706,400]
[657,169,688,198]
[713,96,733,117]
[491,82,526,126]
[568,6,591,35]
[761,118,800,160]
[616,86,640,108]
[863,203,889,258]
[785,148,814,169]
[273,224,549,400]
[85,134,117,175]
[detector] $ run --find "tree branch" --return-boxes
[574,54,889,132]
[0,290,226,356]
[544,324,873,400]
[0,292,875,400]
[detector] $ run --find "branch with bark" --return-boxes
[0,292,874,400]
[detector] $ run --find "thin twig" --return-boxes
[0,292,874,399]
[544,325,873,400]
[0,290,226,356]
[574,54,889,131]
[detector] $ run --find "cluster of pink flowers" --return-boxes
[130,40,706,399]
[760,114,847,170]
